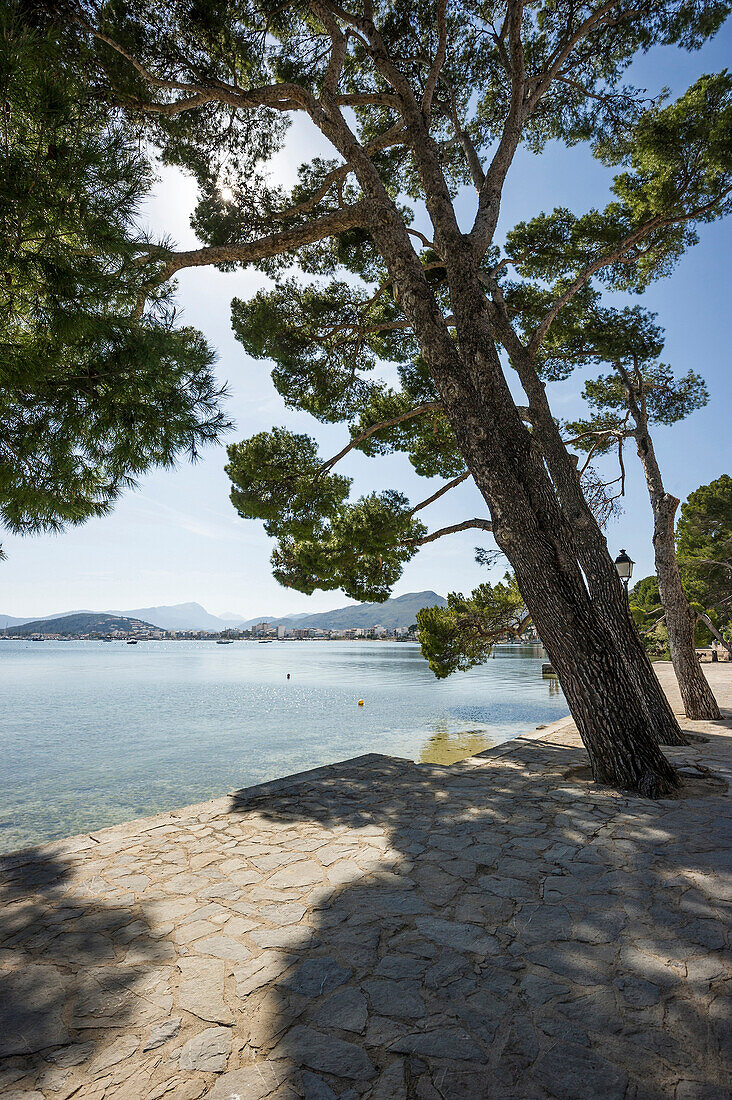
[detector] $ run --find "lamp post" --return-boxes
[614,549,634,601]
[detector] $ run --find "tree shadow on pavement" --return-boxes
[220,732,731,1100]
[0,847,170,1094]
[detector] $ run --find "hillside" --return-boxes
[115,602,231,632]
[9,613,157,636]
[0,610,92,629]
[240,591,447,631]
[3,591,448,634]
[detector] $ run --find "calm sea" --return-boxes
[0,640,566,852]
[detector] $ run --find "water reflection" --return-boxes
[418,722,496,765]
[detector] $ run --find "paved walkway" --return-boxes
[1,665,730,1099]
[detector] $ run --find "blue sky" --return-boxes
[2,26,730,619]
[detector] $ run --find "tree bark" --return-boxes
[498,337,688,746]
[621,379,721,721]
[445,374,679,797]
[650,489,721,719]
[402,277,679,795]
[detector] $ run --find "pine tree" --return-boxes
[563,307,722,718]
[40,0,732,793]
[0,8,230,548]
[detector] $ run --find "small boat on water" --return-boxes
[126,639,138,645]
[216,639,234,645]
[258,638,274,644]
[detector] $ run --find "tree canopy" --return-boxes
[417,570,530,678]
[561,304,709,485]
[33,0,730,603]
[10,0,732,790]
[627,475,732,653]
[0,8,229,545]
[677,474,732,634]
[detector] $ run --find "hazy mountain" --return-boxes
[239,591,447,631]
[3,592,448,634]
[115,602,231,632]
[1,614,39,628]
[8,613,157,636]
[0,610,94,629]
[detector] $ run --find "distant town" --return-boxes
[1,614,541,645]
[0,593,543,644]
[1,620,422,642]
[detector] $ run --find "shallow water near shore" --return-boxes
[0,639,566,852]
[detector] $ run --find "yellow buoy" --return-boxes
[358,699,364,706]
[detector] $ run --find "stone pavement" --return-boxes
[0,664,730,1100]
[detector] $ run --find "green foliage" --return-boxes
[226,429,351,540]
[417,574,529,679]
[566,368,708,455]
[348,388,465,479]
[507,73,732,295]
[226,431,425,601]
[0,9,229,539]
[630,575,662,612]
[629,489,732,654]
[676,475,732,626]
[38,0,732,609]
[582,365,708,424]
[230,278,412,422]
[628,576,669,657]
[271,492,427,602]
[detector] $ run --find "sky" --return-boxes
[2,24,730,620]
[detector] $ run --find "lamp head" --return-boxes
[614,549,634,581]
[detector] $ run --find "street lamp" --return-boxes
[614,549,634,597]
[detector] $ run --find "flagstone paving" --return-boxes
[0,664,730,1099]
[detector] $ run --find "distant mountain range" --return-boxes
[238,591,447,631]
[2,591,447,634]
[7,613,157,636]
[112,602,234,632]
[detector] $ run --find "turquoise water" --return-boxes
[0,640,566,852]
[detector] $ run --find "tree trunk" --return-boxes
[629,415,721,721]
[502,342,688,746]
[366,214,679,794]
[425,336,678,796]
[475,443,679,796]
[650,490,721,720]
[697,609,732,658]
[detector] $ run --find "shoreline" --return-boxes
[0,710,572,865]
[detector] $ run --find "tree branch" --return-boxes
[470,0,525,253]
[83,22,315,113]
[528,193,732,355]
[272,123,406,220]
[421,0,448,121]
[408,518,493,545]
[157,202,371,282]
[317,401,441,475]
[410,471,470,515]
[443,79,485,190]
[696,611,732,657]
[525,0,621,111]
[335,92,400,107]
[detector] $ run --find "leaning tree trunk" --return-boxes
[630,419,721,721]
[367,211,678,794]
[460,402,678,796]
[423,332,678,796]
[505,342,688,746]
[697,609,732,658]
